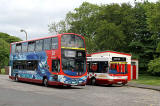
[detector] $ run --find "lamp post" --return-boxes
[20,29,28,41]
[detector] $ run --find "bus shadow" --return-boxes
[90,84,126,88]
[48,85,84,89]
[13,80,84,89]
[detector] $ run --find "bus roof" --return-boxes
[11,33,82,45]
[87,50,131,56]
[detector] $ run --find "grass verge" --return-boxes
[131,74,160,86]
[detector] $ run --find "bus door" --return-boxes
[98,61,108,73]
[52,59,60,73]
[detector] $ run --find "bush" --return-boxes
[148,57,160,76]
[0,68,5,74]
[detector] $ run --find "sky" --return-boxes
[0,0,158,40]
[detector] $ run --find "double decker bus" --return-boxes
[87,51,130,85]
[9,33,87,87]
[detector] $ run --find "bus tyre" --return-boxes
[108,84,113,86]
[43,78,48,87]
[122,83,126,86]
[15,75,19,82]
[91,78,96,85]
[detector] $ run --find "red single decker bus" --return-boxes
[87,51,131,85]
[9,33,87,87]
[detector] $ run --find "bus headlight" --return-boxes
[79,81,83,83]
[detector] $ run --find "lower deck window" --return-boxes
[13,60,38,71]
[87,61,108,73]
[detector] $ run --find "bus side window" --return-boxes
[26,60,38,71]
[52,59,60,72]
[16,43,22,53]
[35,40,43,51]
[99,62,108,73]
[11,44,16,54]
[28,41,35,52]
[22,42,28,52]
[51,37,58,49]
[91,62,98,72]
[13,60,38,71]
[44,38,51,50]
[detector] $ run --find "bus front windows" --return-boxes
[62,58,85,76]
[61,49,86,76]
[61,34,84,48]
[109,63,128,74]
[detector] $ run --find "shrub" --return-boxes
[0,68,5,74]
[148,57,160,76]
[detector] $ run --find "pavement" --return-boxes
[127,81,160,91]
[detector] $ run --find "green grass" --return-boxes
[0,68,5,74]
[131,74,160,86]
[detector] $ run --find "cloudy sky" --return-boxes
[0,0,158,40]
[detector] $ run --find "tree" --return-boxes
[48,1,160,75]
[148,57,160,76]
[0,39,9,68]
[0,32,21,43]
[0,32,21,68]
[94,20,126,51]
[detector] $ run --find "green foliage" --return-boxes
[85,36,97,53]
[0,68,5,74]
[95,21,125,51]
[48,1,160,74]
[156,42,160,53]
[0,32,21,68]
[0,39,9,68]
[0,32,21,43]
[148,57,160,75]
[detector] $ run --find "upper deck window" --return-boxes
[22,42,28,52]
[44,38,51,50]
[28,41,35,52]
[11,44,16,54]
[16,43,22,53]
[35,40,43,51]
[61,34,84,48]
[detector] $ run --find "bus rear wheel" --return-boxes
[91,78,96,85]
[43,78,48,87]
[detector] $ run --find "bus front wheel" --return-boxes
[15,75,19,82]
[43,78,48,87]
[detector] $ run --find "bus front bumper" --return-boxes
[95,79,128,85]
[48,81,86,86]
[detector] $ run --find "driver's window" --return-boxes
[52,59,60,72]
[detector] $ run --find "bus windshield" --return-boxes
[109,63,128,74]
[61,34,84,48]
[61,49,86,76]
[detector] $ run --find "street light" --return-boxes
[20,29,28,41]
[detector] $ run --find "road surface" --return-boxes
[0,75,160,106]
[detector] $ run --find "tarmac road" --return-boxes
[0,75,160,106]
